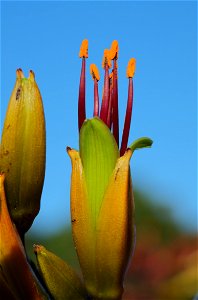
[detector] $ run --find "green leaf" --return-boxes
[129,137,153,153]
[79,117,119,227]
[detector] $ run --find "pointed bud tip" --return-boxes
[29,70,35,81]
[120,148,133,159]
[33,244,45,254]
[66,146,72,154]
[16,68,24,79]
[79,39,88,58]
[125,147,133,158]
[127,58,136,78]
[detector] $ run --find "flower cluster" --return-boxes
[0,40,152,300]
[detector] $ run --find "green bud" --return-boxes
[34,245,87,300]
[0,69,46,234]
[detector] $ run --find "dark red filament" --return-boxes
[78,58,86,131]
[100,64,109,124]
[93,79,99,116]
[106,76,113,128]
[120,78,133,156]
[112,59,119,146]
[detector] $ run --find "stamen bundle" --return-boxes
[78,40,136,156]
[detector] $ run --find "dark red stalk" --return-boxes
[107,77,113,128]
[93,79,99,116]
[78,58,86,131]
[100,64,109,125]
[112,59,119,146]
[120,78,133,156]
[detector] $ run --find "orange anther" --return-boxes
[127,58,136,78]
[109,40,119,59]
[102,49,112,68]
[79,39,88,58]
[90,64,100,81]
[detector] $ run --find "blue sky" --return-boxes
[1,1,197,234]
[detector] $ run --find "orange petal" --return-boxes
[95,149,135,299]
[0,173,45,300]
[67,148,97,296]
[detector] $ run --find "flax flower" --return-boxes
[67,40,152,299]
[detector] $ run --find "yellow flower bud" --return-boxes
[0,69,46,234]
[67,118,135,299]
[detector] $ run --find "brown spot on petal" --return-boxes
[16,87,21,100]
[114,167,120,181]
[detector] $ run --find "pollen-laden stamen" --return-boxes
[90,64,100,81]
[120,58,136,156]
[100,49,111,124]
[126,58,136,78]
[109,40,119,60]
[79,39,88,58]
[90,64,100,117]
[78,40,88,131]
[102,49,112,69]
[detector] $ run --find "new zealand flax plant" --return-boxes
[0,40,152,299]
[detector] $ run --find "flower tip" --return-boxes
[127,58,136,78]
[102,49,112,68]
[109,40,119,59]
[33,244,44,254]
[125,147,133,158]
[90,64,100,81]
[29,70,35,81]
[16,68,24,79]
[66,146,72,154]
[79,39,88,58]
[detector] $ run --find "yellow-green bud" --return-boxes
[68,118,135,299]
[34,245,87,300]
[0,69,46,234]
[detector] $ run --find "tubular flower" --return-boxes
[0,69,46,236]
[67,40,153,299]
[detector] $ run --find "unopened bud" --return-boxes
[0,69,46,234]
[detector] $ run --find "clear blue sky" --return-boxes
[1,1,197,234]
